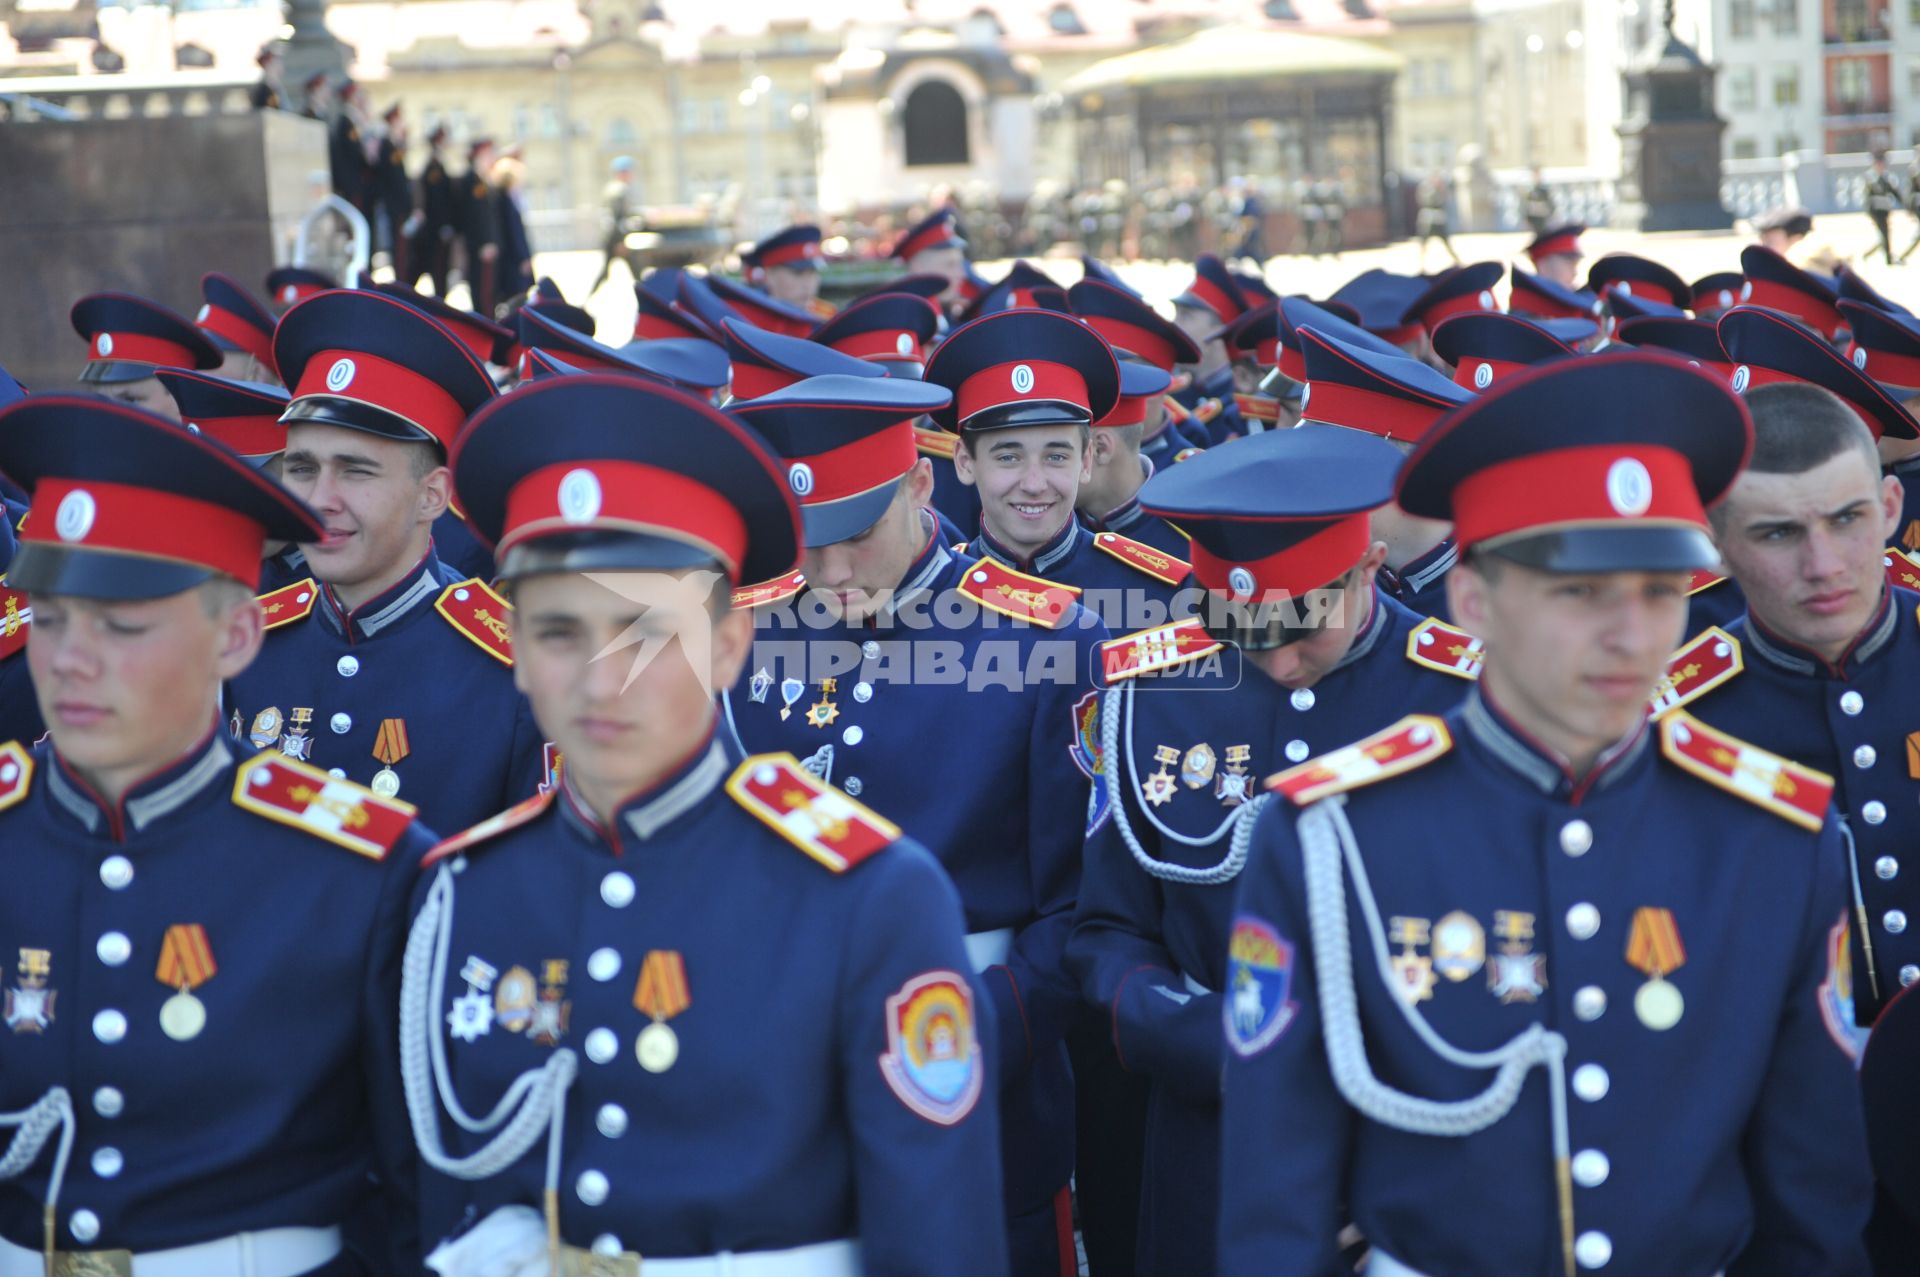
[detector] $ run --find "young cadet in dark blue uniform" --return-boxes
[1170,254,1251,445]
[401,374,1006,1276]
[1296,325,1472,620]
[722,362,1107,1277]
[229,289,545,834]
[0,393,430,1277]
[195,271,280,384]
[70,292,224,421]
[1067,424,1477,1277]
[1430,309,1578,394]
[1840,298,1920,554]
[1220,353,1874,1276]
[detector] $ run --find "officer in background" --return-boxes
[1068,424,1478,1276]
[1522,168,1555,236]
[409,125,458,298]
[1219,353,1873,1274]
[329,81,373,218]
[743,225,827,313]
[726,369,1108,1277]
[457,139,501,318]
[588,155,638,296]
[373,105,415,282]
[70,293,224,421]
[0,393,431,1277]
[228,289,545,834]
[195,272,280,384]
[398,374,1008,1276]
[1866,151,1903,265]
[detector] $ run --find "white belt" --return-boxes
[0,1225,341,1277]
[965,928,1012,973]
[1182,972,1213,996]
[626,1238,861,1276]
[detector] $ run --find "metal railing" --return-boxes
[0,72,255,122]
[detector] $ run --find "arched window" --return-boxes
[1048,3,1086,33]
[903,80,969,166]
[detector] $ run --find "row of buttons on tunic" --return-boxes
[70,856,142,1240]
[1554,819,1614,1270]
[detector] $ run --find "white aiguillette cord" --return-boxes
[1299,796,1575,1277]
[0,1085,75,1277]
[399,863,577,1272]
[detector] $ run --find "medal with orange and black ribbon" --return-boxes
[156,924,216,1041]
[1625,907,1686,1031]
[372,717,409,798]
[633,950,690,1073]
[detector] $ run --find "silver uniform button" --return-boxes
[843,726,864,747]
[1841,691,1865,716]
[1285,740,1310,763]
[1289,688,1315,712]
[1559,820,1593,856]
[1878,856,1900,881]
[576,1170,610,1206]
[1565,903,1601,941]
[844,777,863,796]
[95,932,131,967]
[92,1088,123,1118]
[337,656,360,677]
[600,872,636,909]
[1886,910,1909,934]
[100,856,133,890]
[1903,965,1920,987]
[1573,987,1607,1021]
[596,1104,629,1139]
[1571,1149,1609,1188]
[328,769,346,780]
[862,640,881,660]
[853,682,873,703]
[1864,801,1888,825]
[586,949,621,982]
[591,1235,623,1257]
[69,1211,100,1244]
[91,1147,123,1179]
[585,1029,618,1064]
[330,712,352,734]
[1855,745,1877,769]
[1575,1231,1612,1269]
[1573,1063,1609,1102]
[92,1010,127,1044]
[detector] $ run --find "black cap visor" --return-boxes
[10,543,216,601]
[1482,523,1720,575]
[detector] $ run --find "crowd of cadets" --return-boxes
[5,206,1920,1277]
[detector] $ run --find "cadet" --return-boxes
[1660,378,1918,1029]
[228,289,545,833]
[195,272,279,383]
[725,370,1107,1277]
[265,267,334,314]
[399,374,1007,1276]
[743,224,827,312]
[456,138,500,318]
[1867,151,1903,264]
[1430,310,1578,393]
[1523,222,1585,289]
[1692,272,1746,322]
[70,293,223,420]
[1219,353,1873,1275]
[1523,168,1555,236]
[0,392,431,1276]
[1169,254,1251,444]
[409,125,458,298]
[1068,424,1478,1276]
[1742,244,1848,346]
[1839,298,1920,552]
[893,208,970,314]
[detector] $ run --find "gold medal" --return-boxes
[371,720,409,798]
[636,1021,679,1073]
[371,767,401,798]
[160,988,206,1041]
[1634,975,1685,1031]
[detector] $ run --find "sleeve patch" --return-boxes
[1405,618,1484,681]
[257,578,317,632]
[1819,915,1867,1064]
[1648,627,1742,716]
[879,971,983,1125]
[731,571,805,610]
[1657,711,1832,831]
[726,754,899,872]
[1225,917,1298,1057]
[1089,531,1191,587]
[232,750,417,859]
[914,428,959,460]
[1234,392,1280,423]
[1268,715,1453,805]
[955,558,1080,629]
[1101,618,1223,682]
[434,579,515,666]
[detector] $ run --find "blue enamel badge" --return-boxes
[1225,916,1298,1057]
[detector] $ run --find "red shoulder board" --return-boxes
[1090,531,1190,586]
[732,571,805,609]
[1269,715,1453,806]
[956,558,1080,629]
[1167,370,1194,396]
[1193,398,1224,424]
[1888,549,1920,595]
[434,579,514,666]
[1102,618,1222,682]
[232,751,417,859]
[1658,711,1831,832]
[1405,618,1484,680]
[914,428,959,460]
[1161,394,1192,425]
[0,741,34,815]
[422,788,556,868]
[257,578,317,632]
[1648,627,1743,716]
[807,297,838,321]
[1172,448,1203,464]
[1233,392,1280,424]
[726,753,899,872]
[1686,569,1727,597]
[0,580,29,661]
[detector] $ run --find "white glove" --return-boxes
[425,1204,553,1277]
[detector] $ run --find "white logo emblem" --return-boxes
[896,333,915,357]
[196,304,211,322]
[1730,365,1751,394]
[558,468,603,524]
[1605,458,1654,517]
[788,462,816,497]
[281,285,299,304]
[1473,363,1493,389]
[95,334,113,357]
[1854,347,1869,370]
[1718,289,1735,308]
[55,490,96,543]
[1739,282,1753,302]
[1228,566,1256,600]
[325,358,356,392]
[1617,281,1633,297]
[1477,289,1494,311]
[1011,364,1035,394]
[1298,383,1312,414]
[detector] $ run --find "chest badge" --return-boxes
[1626,906,1687,1031]
[633,950,691,1073]
[4,948,53,1033]
[449,956,497,1042]
[1142,745,1180,807]
[1388,916,1436,1005]
[155,924,216,1042]
[1487,911,1546,1004]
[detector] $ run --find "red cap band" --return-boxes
[759,241,821,269]
[1302,379,1450,442]
[276,282,327,306]
[896,221,957,261]
[1182,276,1239,325]
[501,459,749,579]
[1744,279,1844,338]
[1857,345,1920,391]
[1452,357,1528,391]
[1606,279,1687,309]
[828,329,926,363]
[1084,316,1180,373]
[1514,283,1597,321]
[1451,444,1704,551]
[25,477,264,583]
[187,413,286,457]
[291,348,468,450]
[1528,231,1582,261]
[1420,289,1498,333]
[196,306,274,366]
[1186,514,1370,601]
[636,307,702,342]
[728,360,799,402]
[785,422,916,503]
[1275,341,1306,381]
[1731,361,1889,438]
[86,331,196,369]
[957,359,1090,428]
[1095,393,1151,428]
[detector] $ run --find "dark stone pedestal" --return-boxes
[1611,22,1733,233]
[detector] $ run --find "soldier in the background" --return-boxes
[373,104,415,283]
[1523,166,1555,237]
[409,125,458,298]
[589,155,638,295]
[1298,176,1326,257]
[249,44,283,111]
[329,80,374,218]
[1232,178,1266,270]
[299,71,329,122]
[457,138,501,317]
[1416,170,1461,269]
[1866,150,1902,265]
